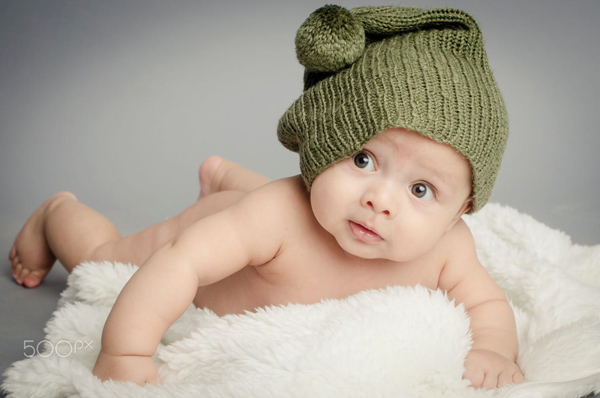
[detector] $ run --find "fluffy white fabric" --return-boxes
[3,204,600,398]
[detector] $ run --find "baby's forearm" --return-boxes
[467,299,518,361]
[101,243,199,357]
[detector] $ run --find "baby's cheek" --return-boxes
[389,232,439,263]
[386,240,416,262]
[309,197,330,229]
[311,203,337,236]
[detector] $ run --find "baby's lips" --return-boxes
[349,220,384,242]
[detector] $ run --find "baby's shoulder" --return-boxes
[437,218,478,262]
[234,175,312,223]
[268,175,309,197]
[221,176,312,266]
[445,218,475,243]
[248,175,310,207]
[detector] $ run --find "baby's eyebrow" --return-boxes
[427,166,456,193]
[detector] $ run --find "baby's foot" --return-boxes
[198,155,233,199]
[9,192,76,288]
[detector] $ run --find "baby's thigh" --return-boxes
[178,191,246,231]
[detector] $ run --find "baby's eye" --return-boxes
[411,183,434,200]
[353,152,375,171]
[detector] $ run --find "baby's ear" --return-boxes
[461,197,473,215]
[447,197,473,232]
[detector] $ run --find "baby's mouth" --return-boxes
[348,221,383,243]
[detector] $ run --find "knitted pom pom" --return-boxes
[295,5,365,72]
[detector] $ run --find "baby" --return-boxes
[9,5,524,390]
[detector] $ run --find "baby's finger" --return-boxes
[498,370,515,387]
[482,371,500,390]
[512,370,525,384]
[463,367,485,388]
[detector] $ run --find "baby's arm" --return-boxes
[438,220,524,390]
[92,185,285,384]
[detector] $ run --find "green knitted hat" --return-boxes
[277,5,508,212]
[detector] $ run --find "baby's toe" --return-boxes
[20,268,30,280]
[11,259,23,285]
[9,245,17,261]
[17,266,30,284]
[23,269,47,288]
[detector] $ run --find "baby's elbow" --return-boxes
[157,237,193,263]
[466,296,511,315]
[161,237,177,251]
[148,239,199,280]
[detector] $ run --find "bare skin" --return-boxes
[198,155,270,199]
[10,192,76,288]
[10,156,264,288]
[10,129,524,389]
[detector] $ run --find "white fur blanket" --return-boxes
[3,204,600,398]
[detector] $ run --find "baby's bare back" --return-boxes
[193,176,448,316]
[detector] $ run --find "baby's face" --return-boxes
[310,128,472,262]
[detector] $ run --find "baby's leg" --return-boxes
[10,192,120,288]
[198,156,271,198]
[10,190,244,288]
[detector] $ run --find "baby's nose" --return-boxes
[366,201,391,216]
[361,180,398,217]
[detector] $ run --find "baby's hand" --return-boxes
[92,350,159,385]
[463,349,524,390]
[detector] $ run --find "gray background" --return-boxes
[1,0,599,394]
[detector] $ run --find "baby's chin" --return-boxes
[337,239,395,262]
[338,239,424,263]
